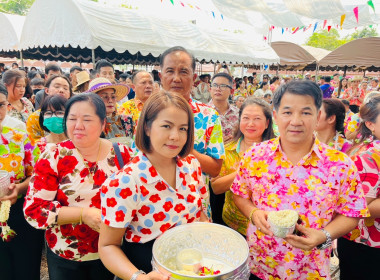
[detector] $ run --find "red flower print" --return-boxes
[90,193,101,209]
[131,156,140,164]
[179,172,187,185]
[140,186,149,196]
[80,168,90,178]
[102,207,106,216]
[124,166,133,174]
[188,184,196,192]
[60,141,75,149]
[60,224,74,236]
[205,126,213,141]
[60,250,74,259]
[77,242,90,255]
[163,201,173,212]
[149,165,158,177]
[46,230,57,248]
[93,169,107,185]
[57,156,79,177]
[187,194,195,203]
[153,212,166,222]
[199,186,207,195]
[138,205,150,216]
[187,217,195,223]
[109,179,119,188]
[120,188,132,199]
[115,210,125,222]
[132,235,141,243]
[160,223,172,233]
[104,219,110,226]
[141,228,152,235]
[149,194,161,203]
[106,197,117,207]
[24,150,32,164]
[140,176,147,184]
[73,224,93,240]
[191,171,198,182]
[155,182,166,191]
[132,215,139,222]
[174,204,185,213]
[126,230,132,239]
[176,193,185,200]
[101,185,108,194]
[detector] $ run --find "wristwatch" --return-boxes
[317,229,332,250]
[130,270,146,280]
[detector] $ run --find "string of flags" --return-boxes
[160,0,224,20]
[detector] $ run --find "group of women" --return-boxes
[0,67,379,280]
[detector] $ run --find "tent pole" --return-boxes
[316,64,319,81]
[343,66,347,77]
[213,63,216,74]
[91,49,95,65]
[19,50,24,68]
[363,70,366,77]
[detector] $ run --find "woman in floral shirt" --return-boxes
[24,93,132,280]
[99,91,208,280]
[3,69,34,122]
[0,84,43,280]
[339,96,380,280]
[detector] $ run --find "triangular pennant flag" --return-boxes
[180,1,184,7]
[188,4,193,8]
[282,28,284,34]
[353,6,359,23]
[292,27,299,34]
[195,6,200,10]
[292,27,295,31]
[368,0,375,12]
[264,36,267,41]
[327,26,332,32]
[212,11,215,18]
[313,22,318,33]
[340,14,345,27]
[221,14,224,20]
[369,24,373,28]
[170,0,174,5]
[323,20,327,29]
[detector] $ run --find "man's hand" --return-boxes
[284,224,327,251]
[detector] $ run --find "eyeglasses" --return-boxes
[44,110,65,118]
[211,83,232,90]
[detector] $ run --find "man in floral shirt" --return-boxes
[232,80,369,280]
[159,46,225,220]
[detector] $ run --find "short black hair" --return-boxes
[0,83,8,98]
[160,46,196,72]
[333,73,339,77]
[11,62,18,67]
[211,72,233,85]
[30,78,45,86]
[95,59,114,72]
[70,66,82,73]
[324,76,331,83]
[39,95,68,132]
[27,70,39,80]
[341,99,350,106]
[273,80,322,111]
[45,63,62,75]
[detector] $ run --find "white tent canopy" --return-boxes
[18,0,279,65]
[0,13,25,51]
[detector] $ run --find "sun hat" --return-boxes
[73,71,90,91]
[87,77,129,102]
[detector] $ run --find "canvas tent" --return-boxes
[0,13,24,52]
[3,0,279,66]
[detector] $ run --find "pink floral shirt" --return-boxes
[231,137,369,280]
[24,140,132,261]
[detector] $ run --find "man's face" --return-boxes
[273,92,320,148]
[97,66,115,83]
[371,80,378,88]
[159,51,196,100]
[210,77,231,103]
[132,72,154,103]
[47,70,60,80]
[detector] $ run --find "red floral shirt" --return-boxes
[101,151,208,243]
[23,140,132,261]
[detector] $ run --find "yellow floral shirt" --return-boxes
[117,99,143,134]
[26,110,45,145]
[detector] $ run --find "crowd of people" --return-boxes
[0,46,379,280]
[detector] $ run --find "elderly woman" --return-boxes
[3,69,34,122]
[0,84,43,280]
[24,93,132,280]
[87,78,133,144]
[99,91,208,280]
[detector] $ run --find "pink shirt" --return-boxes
[231,137,369,280]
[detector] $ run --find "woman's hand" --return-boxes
[82,208,102,232]
[251,209,273,236]
[284,224,326,251]
[140,271,169,280]
[0,183,19,205]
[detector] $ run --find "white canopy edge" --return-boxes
[0,13,25,51]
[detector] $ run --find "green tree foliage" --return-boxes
[0,0,35,15]
[346,27,378,41]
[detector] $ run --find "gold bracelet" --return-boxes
[249,207,260,224]
[79,208,83,225]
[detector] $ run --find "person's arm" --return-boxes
[0,177,31,205]
[211,172,236,195]
[99,224,168,280]
[366,197,380,218]
[190,149,222,178]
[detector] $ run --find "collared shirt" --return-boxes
[117,98,144,133]
[345,140,380,248]
[101,151,207,243]
[7,97,34,123]
[231,137,369,280]
[24,140,132,261]
[208,101,239,143]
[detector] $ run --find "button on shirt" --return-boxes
[231,137,369,280]
[208,101,239,143]
[101,151,208,243]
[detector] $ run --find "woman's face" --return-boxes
[236,97,245,108]
[146,105,188,161]
[239,81,245,89]
[366,109,380,140]
[263,84,269,90]
[7,78,25,101]
[342,79,347,86]
[66,101,105,148]
[97,88,116,115]
[240,104,269,142]
[0,93,8,124]
[46,77,71,99]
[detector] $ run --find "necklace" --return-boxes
[76,140,101,184]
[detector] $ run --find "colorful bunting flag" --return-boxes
[221,14,224,20]
[180,1,184,7]
[170,0,174,5]
[327,26,332,32]
[292,27,299,34]
[353,6,359,23]
[313,22,318,33]
[367,0,375,12]
[323,20,327,29]
[212,11,215,18]
[282,28,284,34]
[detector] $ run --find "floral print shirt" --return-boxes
[234,88,248,97]
[101,151,207,243]
[117,99,143,133]
[341,88,366,106]
[207,101,239,143]
[23,140,132,261]
[0,126,39,183]
[104,113,133,142]
[344,113,360,135]
[345,140,380,248]
[7,97,34,123]
[26,110,45,145]
[231,137,369,280]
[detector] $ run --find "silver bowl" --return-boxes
[152,222,250,280]
[0,170,10,198]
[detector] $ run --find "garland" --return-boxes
[0,200,16,242]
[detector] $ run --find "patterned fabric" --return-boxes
[320,84,334,99]
[26,110,45,145]
[344,110,355,131]
[207,101,239,143]
[234,89,248,97]
[344,113,360,135]
[345,140,380,248]
[104,113,134,141]
[7,97,34,123]
[192,82,211,104]
[231,137,369,280]
[117,99,143,133]
[248,84,259,96]
[219,138,249,235]
[0,126,39,183]
[341,88,366,106]
[253,89,272,98]
[325,133,352,153]
[101,151,207,243]
[36,137,48,154]
[23,140,132,261]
